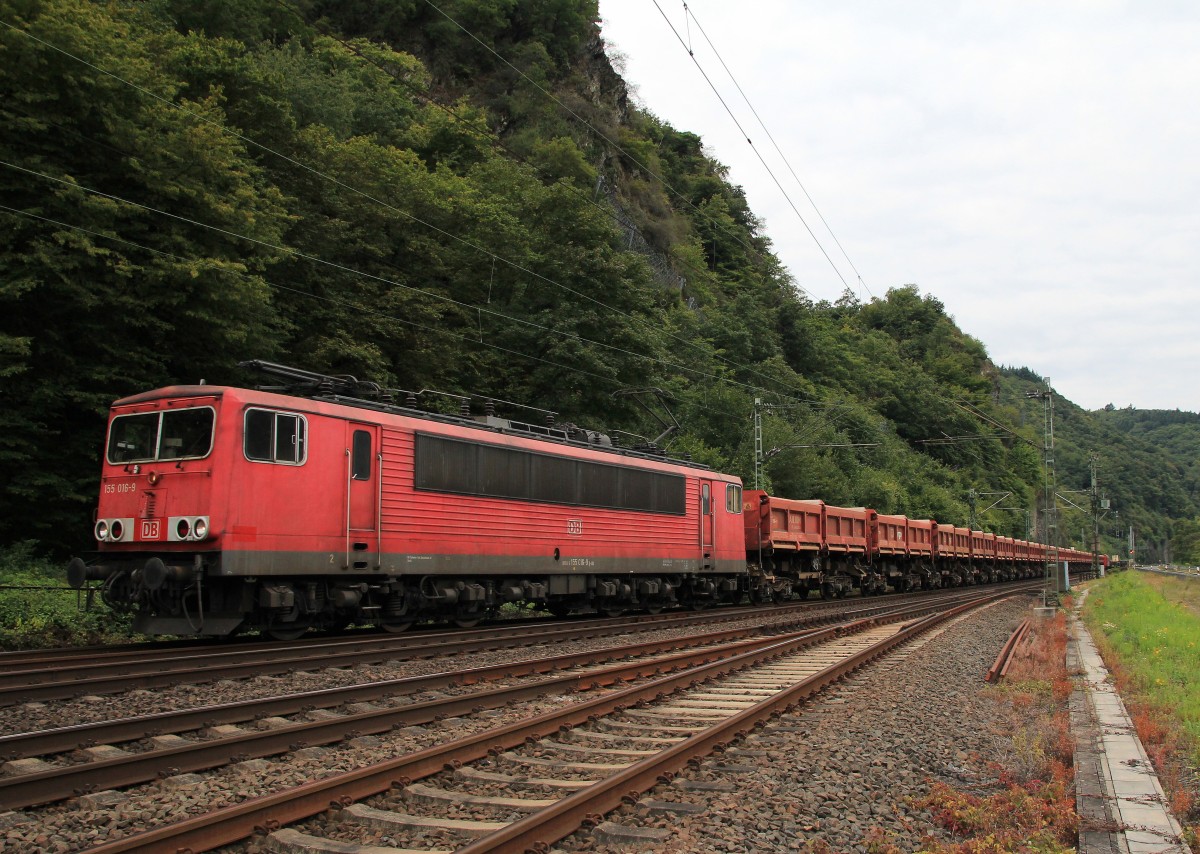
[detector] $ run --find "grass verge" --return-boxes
[1082,570,1200,844]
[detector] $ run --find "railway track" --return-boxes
[0,588,1009,809]
[0,602,840,706]
[5,586,1032,854]
[0,584,1035,707]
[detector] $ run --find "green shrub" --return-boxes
[0,542,136,649]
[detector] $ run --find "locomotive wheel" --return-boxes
[266,621,311,641]
[452,605,483,629]
[381,591,413,632]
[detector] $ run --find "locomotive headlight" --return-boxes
[176,518,191,540]
[95,520,109,541]
[193,517,208,539]
[109,520,124,541]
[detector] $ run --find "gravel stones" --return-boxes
[556,597,1031,853]
[0,597,1032,853]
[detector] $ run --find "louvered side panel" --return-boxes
[377,425,701,558]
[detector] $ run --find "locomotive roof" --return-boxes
[112,383,721,474]
[113,386,223,406]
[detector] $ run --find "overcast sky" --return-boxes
[598,1,1199,412]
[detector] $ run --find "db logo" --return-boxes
[140,519,161,540]
[566,519,583,536]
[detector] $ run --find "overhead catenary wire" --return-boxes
[0,202,756,425]
[270,0,829,403]
[2,10,1031,486]
[0,163,781,395]
[0,13,831,411]
[7,191,1007,491]
[951,398,1038,448]
[911,434,1010,445]
[0,163,847,426]
[414,0,809,295]
[649,0,854,297]
[677,2,873,299]
[426,5,1037,487]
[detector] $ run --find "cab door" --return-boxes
[700,478,715,567]
[346,423,380,568]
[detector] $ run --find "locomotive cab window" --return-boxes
[107,407,214,464]
[351,430,371,480]
[725,484,742,513]
[244,408,307,464]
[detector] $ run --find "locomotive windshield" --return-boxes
[107,407,215,464]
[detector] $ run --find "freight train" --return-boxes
[67,362,1099,639]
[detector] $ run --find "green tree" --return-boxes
[0,0,288,550]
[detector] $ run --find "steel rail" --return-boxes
[0,580,1033,673]
[455,600,993,854]
[0,585,1020,705]
[0,599,861,702]
[0,613,718,679]
[0,596,864,670]
[0,616,763,705]
[0,593,952,808]
[985,617,1032,683]
[0,606,765,669]
[0,606,840,763]
[1,586,1024,759]
[76,589,1018,854]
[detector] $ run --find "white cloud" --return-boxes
[600,0,1200,411]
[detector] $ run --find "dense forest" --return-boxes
[2,0,1196,563]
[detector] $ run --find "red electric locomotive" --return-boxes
[69,363,746,638]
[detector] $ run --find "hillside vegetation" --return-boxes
[1,0,1196,561]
